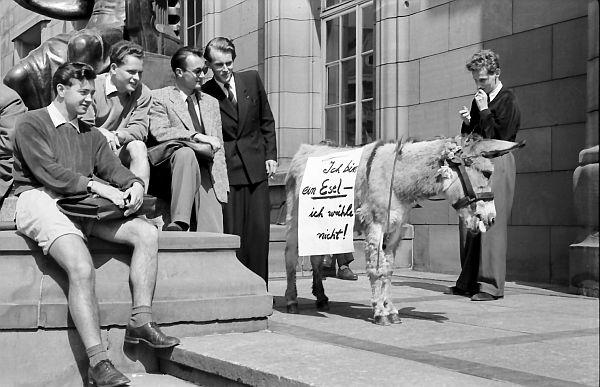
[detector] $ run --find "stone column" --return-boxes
[569,0,599,297]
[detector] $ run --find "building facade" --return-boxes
[0,0,597,286]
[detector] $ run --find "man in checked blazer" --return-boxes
[202,37,277,285]
[148,46,228,232]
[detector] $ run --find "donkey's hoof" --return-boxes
[286,303,299,314]
[316,299,330,311]
[388,313,402,324]
[373,315,390,326]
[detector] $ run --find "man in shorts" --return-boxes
[82,40,152,190]
[12,62,179,387]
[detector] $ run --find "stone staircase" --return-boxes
[0,228,271,386]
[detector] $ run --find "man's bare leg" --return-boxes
[48,234,102,350]
[121,140,150,192]
[91,217,158,307]
[91,217,179,348]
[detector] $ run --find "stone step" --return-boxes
[128,373,196,386]
[0,230,271,385]
[158,330,507,387]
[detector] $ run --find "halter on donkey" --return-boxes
[284,135,524,325]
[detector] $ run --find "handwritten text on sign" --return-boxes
[298,148,363,256]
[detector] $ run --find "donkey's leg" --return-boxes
[365,223,388,325]
[284,239,300,313]
[284,183,300,313]
[383,275,401,324]
[311,255,329,311]
[381,227,404,324]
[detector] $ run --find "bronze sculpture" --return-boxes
[4,0,179,109]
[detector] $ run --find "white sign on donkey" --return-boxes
[298,148,364,256]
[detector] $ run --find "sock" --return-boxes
[86,344,108,368]
[129,305,152,328]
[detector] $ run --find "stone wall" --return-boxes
[374,0,591,285]
[264,0,323,170]
[203,0,266,74]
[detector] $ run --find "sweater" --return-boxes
[12,108,143,196]
[461,88,520,141]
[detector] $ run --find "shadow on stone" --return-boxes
[397,307,448,323]
[66,329,88,387]
[391,280,450,293]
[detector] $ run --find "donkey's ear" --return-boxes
[464,139,525,158]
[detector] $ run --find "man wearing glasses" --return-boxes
[148,46,227,232]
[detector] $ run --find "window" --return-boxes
[154,0,182,39]
[184,0,203,48]
[323,2,374,146]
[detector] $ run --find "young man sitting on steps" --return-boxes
[12,62,179,387]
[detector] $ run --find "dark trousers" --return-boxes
[456,153,515,297]
[152,147,222,232]
[223,180,270,285]
[324,253,354,268]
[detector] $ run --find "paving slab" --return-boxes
[255,271,599,386]
[128,373,196,386]
[438,336,599,386]
[168,332,511,387]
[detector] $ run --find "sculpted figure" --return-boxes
[5,0,125,109]
[5,0,179,109]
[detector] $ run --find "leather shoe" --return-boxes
[444,286,472,296]
[165,222,184,231]
[286,303,299,314]
[88,359,130,387]
[471,292,500,301]
[337,266,358,281]
[165,222,183,231]
[125,322,180,348]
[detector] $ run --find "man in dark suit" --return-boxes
[148,46,228,232]
[202,37,277,285]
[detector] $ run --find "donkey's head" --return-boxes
[436,135,524,234]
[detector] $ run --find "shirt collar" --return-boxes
[105,74,119,96]
[215,74,236,95]
[489,80,503,102]
[176,87,200,103]
[47,102,80,132]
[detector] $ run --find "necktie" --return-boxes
[186,95,204,134]
[224,82,236,107]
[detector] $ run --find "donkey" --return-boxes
[284,135,523,325]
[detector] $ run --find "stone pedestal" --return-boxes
[0,230,271,385]
[569,146,599,297]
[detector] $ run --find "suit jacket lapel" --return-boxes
[198,92,215,136]
[205,79,238,122]
[234,73,248,139]
[169,87,195,132]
